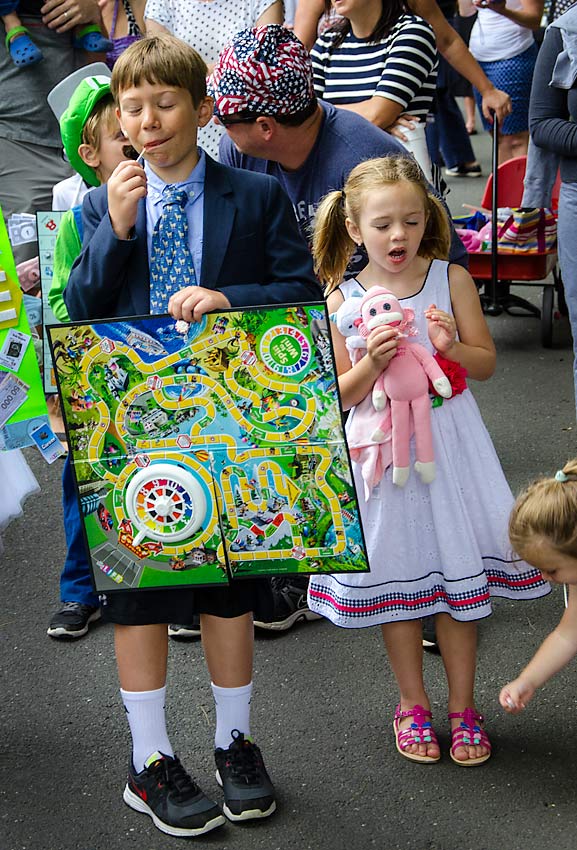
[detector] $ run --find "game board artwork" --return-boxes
[48,305,370,593]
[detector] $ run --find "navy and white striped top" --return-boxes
[311,15,438,120]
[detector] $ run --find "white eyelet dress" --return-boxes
[308,259,550,628]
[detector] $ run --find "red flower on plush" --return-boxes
[430,353,468,397]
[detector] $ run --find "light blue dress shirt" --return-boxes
[145,149,206,286]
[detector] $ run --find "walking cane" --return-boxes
[484,114,503,316]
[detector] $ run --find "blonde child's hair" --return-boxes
[509,458,577,560]
[81,95,118,151]
[312,155,452,293]
[111,35,208,108]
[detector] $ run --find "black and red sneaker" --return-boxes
[215,731,276,822]
[123,752,225,838]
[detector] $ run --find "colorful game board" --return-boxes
[48,306,369,592]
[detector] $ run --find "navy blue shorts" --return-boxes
[100,579,272,625]
[475,42,538,135]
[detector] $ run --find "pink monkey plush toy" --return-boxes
[355,287,452,487]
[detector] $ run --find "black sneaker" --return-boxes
[422,615,439,654]
[215,731,276,821]
[123,752,225,838]
[47,602,101,639]
[168,615,201,639]
[444,163,482,178]
[253,576,322,631]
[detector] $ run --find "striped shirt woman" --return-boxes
[311,12,437,124]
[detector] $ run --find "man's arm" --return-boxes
[471,0,544,31]
[293,0,325,50]
[412,0,512,123]
[41,0,101,33]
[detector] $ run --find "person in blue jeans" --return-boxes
[426,52,482,178]
[48,456,101,637]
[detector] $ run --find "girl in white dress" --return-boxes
[310,155,550,766]
[0,449,39,556]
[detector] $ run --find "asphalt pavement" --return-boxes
[2,129,577,850]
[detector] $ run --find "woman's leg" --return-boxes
[435,614,489,761]
[498,131,529,165]
[464,96,476,134]
[381,619,440,759]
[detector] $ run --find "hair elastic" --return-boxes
[555,470,569,482]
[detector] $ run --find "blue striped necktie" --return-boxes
[149,184,197,315]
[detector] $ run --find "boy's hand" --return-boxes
[168,287,231,323]
[367,325,399,372]
[425,303,457,355]
[499,679,536,714]
[107,160,147,241]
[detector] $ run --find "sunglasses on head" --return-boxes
[217,113,261,127]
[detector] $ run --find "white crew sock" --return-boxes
[120,685,174,772]
[211,682,253,750]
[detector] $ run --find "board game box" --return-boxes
[48,304,369,592]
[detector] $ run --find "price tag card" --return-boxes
[0,328,31,371]
[0,371,29,427]
[29,422,66,463]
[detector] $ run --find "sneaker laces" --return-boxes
[151,756,201,802]
[224,731,262,785]
[59,601,90,614]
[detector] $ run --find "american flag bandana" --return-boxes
[207,25,314,118]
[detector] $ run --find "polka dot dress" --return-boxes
[144,0,278,158]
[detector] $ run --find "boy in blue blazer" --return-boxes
[64,34,322,840]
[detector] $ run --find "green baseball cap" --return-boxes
[60,74,114,188]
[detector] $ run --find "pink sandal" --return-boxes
[448,708,491,766]
[393,704,440,764]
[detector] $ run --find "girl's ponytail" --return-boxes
[312,190,356,293]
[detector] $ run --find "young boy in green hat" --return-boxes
[49,74,127,322]
[46,74,127,643]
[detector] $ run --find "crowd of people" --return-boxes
[1,0,577,841]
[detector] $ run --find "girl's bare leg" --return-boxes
[435,614,489,761]
[381,619,440,759]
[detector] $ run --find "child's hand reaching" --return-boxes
[425,303,457,355]
[107,160,147,241]
[499,678,536,714]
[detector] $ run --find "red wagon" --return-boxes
[462,126,565,347]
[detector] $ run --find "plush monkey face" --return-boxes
[361,290,404,331]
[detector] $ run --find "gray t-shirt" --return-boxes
[219,100,467,270]
[0,11,77,147]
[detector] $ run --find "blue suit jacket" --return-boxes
[64,155,322,321]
